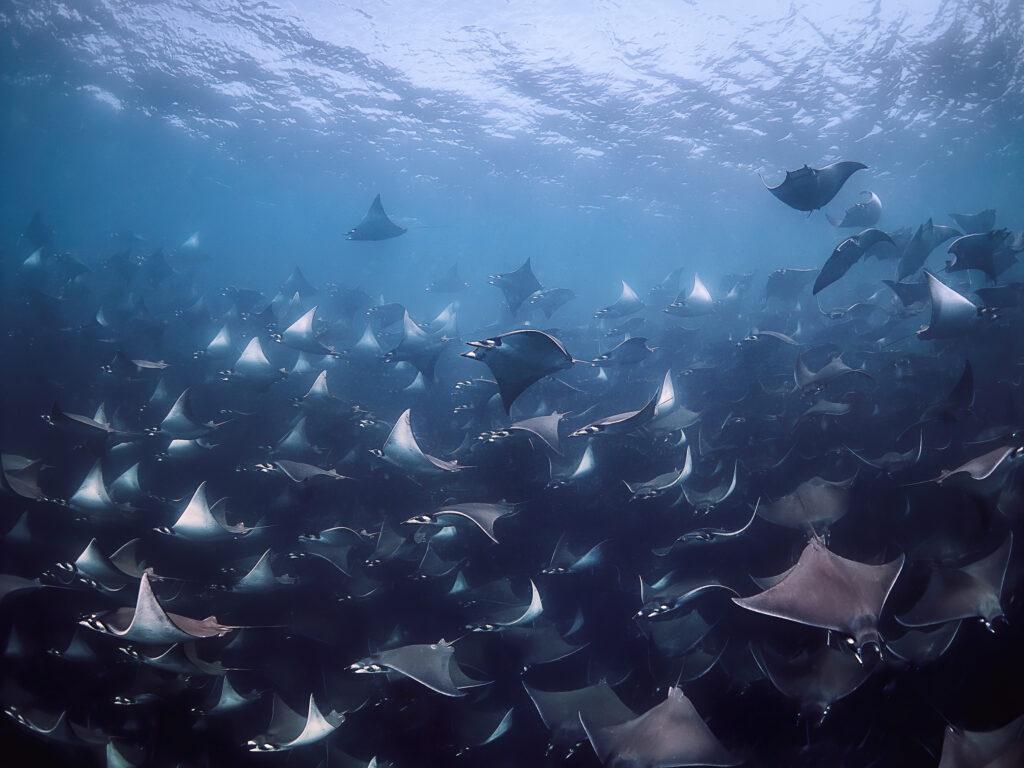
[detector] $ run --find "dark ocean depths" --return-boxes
[2,1,1024,767]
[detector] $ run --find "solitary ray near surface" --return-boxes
[762,161,867,212]
[346,194,406,240]
[733,537,904,652]
[580,686,740,767]
[462,330,574,413]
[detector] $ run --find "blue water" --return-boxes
[3,0,1022,321]
[2,5,1024,765]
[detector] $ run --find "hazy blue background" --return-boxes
[1,0,1021,320]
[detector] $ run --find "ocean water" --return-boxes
[1,1,1024,767]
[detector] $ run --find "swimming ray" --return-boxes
[949,208,997,234]
[898,534,1013,629]
[462,329,574,413]
[580,685,740,767]
[231,336,281,382]
[638,607,717,658]
[384,311,445,382]
[826,191,882,228]
[570,389,660,438]
[426,263,468,293]
[119,641,232,676]
[292,526,365,576]
[936,712,1023,768]
[665,273,714,317]
[405,502,516,544]
[765,268,818,303]
[159,389,224,439]
[346,194,406,241]
[281,306,332,354]
[195,674,260,715]
[68,461,129,520]
[81,570,235,644]
[466,579,543,629]
[917,271,981,340]
[756,477,851,531]
[595,280,644,319]
[489,258,542,315]
[502,411,566,454]
[847,431,923,472]
[155,481,256,541]
[523,680,636,751]
[946,230,1015,282]
[19,210,55,250]
[248,693,343,751]
[732,537,904,653]
[882,278,930,307]
[625,452,692,502]
[653,500,757,555]
[375,408,459,475]
[897,219,938,281]
[592,337,654,367]
[543,536,611,575]
[794,351,874,391]
[222,549,295,593]
[271,416,323,461]
[681,461,738,514]
[928,445,1024,497]
[109,462,144,504]
[751,642,873,723]
[639,575,739,619]
[762,161,867,212]
[272,459,348,483]
[884,621,960,666]
[1,454,46,501]
[528,286,576,318]
[56,537,139,592]
[813,228,893,294]
[351,640,473,697]
[502,620,586,666]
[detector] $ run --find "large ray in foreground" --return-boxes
[733,537,904,653]
[581,686,740,767]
